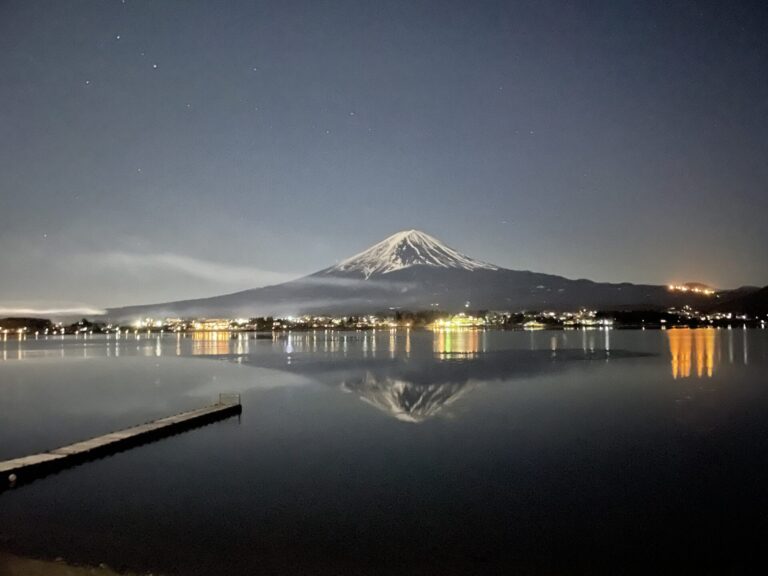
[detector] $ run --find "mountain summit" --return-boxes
[324,230,497,278]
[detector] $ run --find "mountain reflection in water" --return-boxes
[341,372,477,423]
[334,348,621,422]
[158,328,637,424]
[280,331,625,423]
[0,329,635,424]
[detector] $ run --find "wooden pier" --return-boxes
[1,394,242,490]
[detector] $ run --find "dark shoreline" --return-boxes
[0,549,141,576]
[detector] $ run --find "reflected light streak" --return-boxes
[433,328,484,360]
[667,328,717,379]
[191,331,233,356]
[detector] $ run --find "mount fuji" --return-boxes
[106,229,696,320]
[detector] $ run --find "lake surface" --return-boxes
[1,328,767,575]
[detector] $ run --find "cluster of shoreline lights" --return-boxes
[430,314,487,329]
[122,310,613,333]
[0,310,620,337]
[667,283,716,296]
[4,311,768,339]
[0,325,67,337]
[430,311,613,330]
[130,317,413,332]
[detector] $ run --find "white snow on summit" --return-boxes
[327,230,498,278]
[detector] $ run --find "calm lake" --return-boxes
[1,328,767,575]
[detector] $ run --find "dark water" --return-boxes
[1,328,767,575]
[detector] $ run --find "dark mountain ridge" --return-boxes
[711,286,768,316]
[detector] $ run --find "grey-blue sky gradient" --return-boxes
[1,0,767,313]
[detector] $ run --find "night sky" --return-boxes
[1,0,767,314]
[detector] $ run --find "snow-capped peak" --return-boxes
[327,229,498,278]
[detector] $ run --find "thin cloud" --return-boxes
[0,306,106,317]
[95,252,297,286]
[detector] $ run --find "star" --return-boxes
[152,64,158,69]
[115,34,121,40]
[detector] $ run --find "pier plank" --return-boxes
[1,396,241,488]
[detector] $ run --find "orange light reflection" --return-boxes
[667,328,716,379]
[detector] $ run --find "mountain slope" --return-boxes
[106,229,707,320]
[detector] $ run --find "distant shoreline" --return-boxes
[0,549,140,576]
